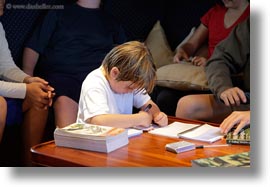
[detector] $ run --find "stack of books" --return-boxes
[54,123,129,153]
[225,126,250,145]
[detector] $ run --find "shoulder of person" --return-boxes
[207,3,226,14]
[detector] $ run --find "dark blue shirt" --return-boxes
[27,3,126,75]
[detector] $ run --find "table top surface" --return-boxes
[31,117,250,167]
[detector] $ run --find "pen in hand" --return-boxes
[133,104,153,131]
[144,104,152,112]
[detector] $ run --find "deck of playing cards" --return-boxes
[165,141,195,153]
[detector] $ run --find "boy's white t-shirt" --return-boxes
[77,67,151,124]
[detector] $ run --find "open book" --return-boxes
[149,122,223,143]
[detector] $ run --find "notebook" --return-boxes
[149,122,223,143]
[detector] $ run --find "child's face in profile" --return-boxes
[106,66,140,94]
[110,80,138,94]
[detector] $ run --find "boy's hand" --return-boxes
[136,111,153,127]
[153,112,168,127]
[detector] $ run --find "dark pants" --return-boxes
[150,86,211,116]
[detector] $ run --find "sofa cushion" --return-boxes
[156,63,209,91]
[145,21,209,91]
[145,21,173,68]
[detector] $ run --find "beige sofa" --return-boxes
[145,21,210,92]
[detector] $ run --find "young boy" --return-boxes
[77,41,168,128]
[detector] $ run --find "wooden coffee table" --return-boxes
[31,117,250,167]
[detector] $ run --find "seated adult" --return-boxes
[173,0,249,66]
[154,0,250,116]
[175,17,250,129]
[22,0,126,128]
[0,0,54,165]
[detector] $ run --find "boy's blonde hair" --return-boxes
[102,41,156,93]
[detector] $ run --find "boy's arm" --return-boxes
[22,47,39,76]
[87,112,152,129]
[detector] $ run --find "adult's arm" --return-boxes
[205,17,250,99]
[22,48,40,76]
[173,23,208,63]
[0,23,28,98]
[22,10,59,76]
[0,23,28,83]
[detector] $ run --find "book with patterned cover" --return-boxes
[192,152,250,167]
[225,126,250,145]
[54,123,129,153]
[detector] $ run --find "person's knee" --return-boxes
[54,96,78,118]
[0,96,7,137]
[0,97,7,142]
[175,96,199,118]
[0,96,7,110]
[53,96,78,127]
[54,96,76,108]
[0,97,7,129]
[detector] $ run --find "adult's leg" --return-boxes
[0,96,7,143]
[43,73,82,128]
[22,100,49,166]
[175,94,232,123]
[53,96,78,128]
[153,86,184,116]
